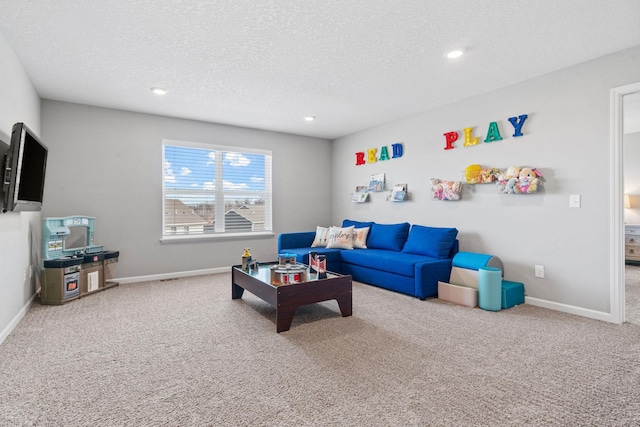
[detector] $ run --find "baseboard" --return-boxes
[525,296,615,323]
[0,293,37,345]
[115,266,231,284]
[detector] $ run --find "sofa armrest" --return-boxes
[449,240,460,258]
[415,258,454,299]
[277,231,316,253]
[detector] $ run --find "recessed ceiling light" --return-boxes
[304,115,316,121]
[446,49,465,59]
[151,87,168,95]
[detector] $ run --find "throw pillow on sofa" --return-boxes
[352,227,370,249]
[401,225,458,258]
[326,226,355,249]
[367,222,410,252]
[311,226,331,247]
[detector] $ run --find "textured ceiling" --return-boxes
[0,0,639,139]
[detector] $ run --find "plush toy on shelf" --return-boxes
[516,167,542,193]
[496,166,543,194]
[463,164,482,184]
[431,178,462,201]
[464,165,499,184]
[479,168,500,183]
[497,166,521,194]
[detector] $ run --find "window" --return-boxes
[162,140,272,240]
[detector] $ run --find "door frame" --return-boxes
[610,81,640,324]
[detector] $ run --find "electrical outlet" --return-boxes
[535,265,545,278]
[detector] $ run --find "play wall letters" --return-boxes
[443,114,528,150]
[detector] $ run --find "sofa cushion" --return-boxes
[342,219,375,230]
[367,222,410,252]
[278,231,315,252]
[352,227,370,249]
[401,225,459,259]
[311,226,331,247]
[326,226,355,249]
[340,248,433,277]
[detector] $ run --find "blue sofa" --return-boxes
[277,220,459,299]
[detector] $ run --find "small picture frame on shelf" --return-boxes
[387,184,407,202]
[368,173,385,192]
[352,193,368,203]
[352,185,369,202]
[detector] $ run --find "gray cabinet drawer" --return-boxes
[626,246,640,260]
[626,226,640,236]
[626,236,640,246]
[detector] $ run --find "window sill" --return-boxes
[160,231,275,244]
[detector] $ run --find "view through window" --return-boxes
[162,140,272,238]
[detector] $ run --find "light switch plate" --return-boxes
[569,194,581,208]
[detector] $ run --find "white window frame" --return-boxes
[161,139,273,243]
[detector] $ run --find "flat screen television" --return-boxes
[1,122,48,213]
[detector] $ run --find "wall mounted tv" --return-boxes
[0,122,48,213]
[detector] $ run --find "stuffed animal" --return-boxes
[497,166,521,194]
[430,178,444,200]
[517,168,541,193]
[479,168,499,183]
[430,179,462,200]
[442,180,462,200]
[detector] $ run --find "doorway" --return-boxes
[623,90,640,324]
[611,82,640,324]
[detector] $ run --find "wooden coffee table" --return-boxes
[232,262,352,332]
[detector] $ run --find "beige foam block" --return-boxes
[438,281,478,308]
[449,267,480,289]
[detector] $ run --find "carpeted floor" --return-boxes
[2,272,640,426]
[626,264,640,325]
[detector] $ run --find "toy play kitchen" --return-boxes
[40,215,120,305]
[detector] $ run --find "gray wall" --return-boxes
[331,46,640,315]
[40,101,333,280]
[0,31,41,342]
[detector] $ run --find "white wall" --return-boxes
[625,132,640,224]
[40,101,333,280]
[0,31,41,343]
[332,46,640,316]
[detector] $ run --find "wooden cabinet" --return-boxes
[626,225,640,264]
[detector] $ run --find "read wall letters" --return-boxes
[355,142,403,166]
